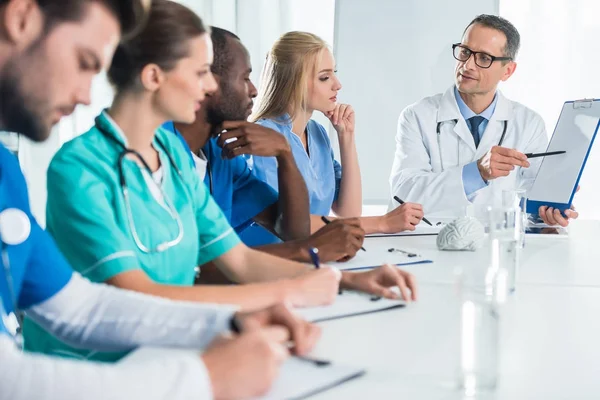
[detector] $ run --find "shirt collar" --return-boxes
[454,86,498,121]
[97,110,129,147]
[97,110,162,154]
[272,114,293,129]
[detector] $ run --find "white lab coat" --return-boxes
[388,86,548,218]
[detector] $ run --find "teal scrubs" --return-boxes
[23,111,240,361]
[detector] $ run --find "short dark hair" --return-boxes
[0,0,150,39]
[465,14,520,60]
[210,26,240,77]
[108,0,207,91]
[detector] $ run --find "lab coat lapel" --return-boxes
[476,91,514,158]
[436,86,477,154]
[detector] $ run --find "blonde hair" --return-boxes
[252,31,330,123]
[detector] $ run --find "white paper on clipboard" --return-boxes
[526,99,600,211]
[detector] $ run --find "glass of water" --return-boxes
[487,207,520,295]
[455,269,500,396]
[502,189,528,249]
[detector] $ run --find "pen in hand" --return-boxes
[231,307,330,367]
[393,196,433,227]
[524,150,566,159]
[320,216,366,251]
[307,247,343,295]
[307,247,320,269]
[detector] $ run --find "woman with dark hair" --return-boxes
[23,0,337,362]
[1,0,310,399]
[25,0,418,364]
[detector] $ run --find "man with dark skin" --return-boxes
[170,27,366,265]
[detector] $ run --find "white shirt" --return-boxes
[192,150,208,181]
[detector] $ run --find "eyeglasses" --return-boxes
[452,43,512,69]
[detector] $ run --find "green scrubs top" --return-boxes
[23,111,240,361]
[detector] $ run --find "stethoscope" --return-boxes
[96,117,184,253]
[0,207,31,348]
[435,119,508,171]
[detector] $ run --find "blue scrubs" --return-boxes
[163,123,279,245]
[239,116,342,246]
[248,115,342,215]
[249,116,342,215]
[0,144,72,337]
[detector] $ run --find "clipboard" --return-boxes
[526,98,600,213]
[256,357,365,400]
[295,291,406,323]
[328,238,434,271]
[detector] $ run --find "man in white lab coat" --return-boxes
[389,14,578,226]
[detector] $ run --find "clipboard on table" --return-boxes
[526,98,600,214]
[257,357,365,400]
[295,291,406,323]
[328,241,433,271]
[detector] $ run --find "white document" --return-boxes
[295,291,405,323]
[527,99,600,207]
[327,238,433,271]
[366,225,441,237]
[256,357,365,400]
[366,218,454,237]
[121,347,365,400]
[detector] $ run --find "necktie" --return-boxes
[468,116,485,148]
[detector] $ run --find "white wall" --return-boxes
[333,0,499,204]
[33,0,600,223]
[237,0,335,128]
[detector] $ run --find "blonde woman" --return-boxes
[248,31,425,235]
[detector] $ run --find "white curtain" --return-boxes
[500,0,600,219]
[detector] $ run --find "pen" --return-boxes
[307,247,320,269]
[387,247,419,258]
[308,246,343,295]
[525,150,566,159]
[230,313,330,367]
[296,355,332,367]
[320,216,366,251]
[393,196,433,227]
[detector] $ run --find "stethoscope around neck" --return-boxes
[435,118,508,171]
[96,118,184,254]
[0,208,31,347]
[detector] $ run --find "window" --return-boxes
[500,0,600,218]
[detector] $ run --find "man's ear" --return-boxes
[2,0,44,49]
[501,61,517,82]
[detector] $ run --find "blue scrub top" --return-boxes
[164,123,280,246]
[0,144,72,337]
[249,116,342,215]
[239,116,342,246]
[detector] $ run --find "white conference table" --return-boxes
[351,219,600,288]
[308,219,600,399]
